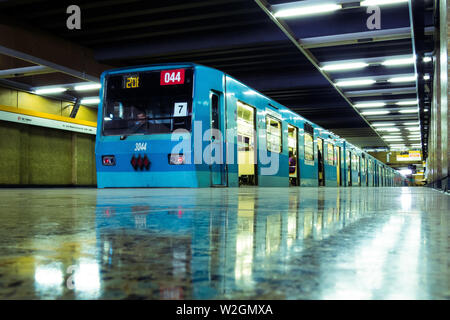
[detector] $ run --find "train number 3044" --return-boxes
[134,142,147,152]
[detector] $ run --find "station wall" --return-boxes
[0,86,97,186]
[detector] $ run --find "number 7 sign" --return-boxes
[173,102,188,117]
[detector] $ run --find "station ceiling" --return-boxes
[0,0,436,152]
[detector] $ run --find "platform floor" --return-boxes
[0,187,448,299]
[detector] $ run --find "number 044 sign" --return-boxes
[160,69,185,85]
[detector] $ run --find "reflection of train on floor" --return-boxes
[95,188,382,299]
[95,63,405,188]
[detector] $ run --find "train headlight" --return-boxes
[169,154,185,165]
[102,155,116,166]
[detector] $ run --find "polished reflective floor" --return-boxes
[0,187,448,299]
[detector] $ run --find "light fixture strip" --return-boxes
[74,83,101,91]
[361,0,408,6]
[336,79,376,87]
[361,110,390,115]
[273,3,342,18]
[80,97,100,105]
[34,87,67,95]
[354,102,386,108]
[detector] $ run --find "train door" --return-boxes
[318,138,325,186]
[288,125,299,186]
[336,146,341,186]
[361,155,366,186]
[366,159,370,186]
[210,92,226,186]
[357,156,361,186]
[237,101,256,185]
[347,151,351,186]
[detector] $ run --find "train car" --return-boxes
[343,142,362,187]
[95,63,400,188]
[315,128,344,187]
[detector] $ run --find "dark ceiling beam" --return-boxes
[0,0,47,8]
[95,25,288,62]
[83,19,269,46]
[288,6,411,39]
[345,87,417,97]
[0,53,33,69]
[41,0,242,26]
[20,0,143,19]
[62,8,260,38]
[237,70,330,91]
[0,21,110,82]
[12,72,92,88]
[301,27,434,49]
[143,43,294,61]
[0,66,55,79]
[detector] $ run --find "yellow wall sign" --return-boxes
[0,105,97,135]
[396,151,422,162]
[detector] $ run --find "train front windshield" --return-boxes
[102,68,194,136]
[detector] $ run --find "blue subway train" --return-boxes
[95,63,405,188]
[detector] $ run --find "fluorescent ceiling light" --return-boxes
[388,76,417,83]
[403,122,420,125]
[408,135,421,138]
[396,100,418,106]
[382,57,415,66]
[423,57,432,62]
[424,108,429,112]
[273,3,341,18]
[361,0,408,6]
[423,74,430,80]
[376,127,400,132]
[382,135,401,138]
[399,109,418,113]
[406,127,421,131]
[354,102,386,108]
[361,110,390,115]
[321,62,368,71]
[80,97,100,105]
[34,87,67,94]
[372,122,395,127]
[74,83,101,91]
[336,79,376,87]
[384,138,404,141]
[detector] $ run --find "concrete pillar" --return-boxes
[427,0,449,191]
[444,0,449,191]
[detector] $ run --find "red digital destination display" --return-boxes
[160,69,185,85]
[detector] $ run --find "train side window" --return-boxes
[266,116,282,153]
[304,123,314,161]
[304,133,314,161]
[327,143,335,166]
[351,153,357,170]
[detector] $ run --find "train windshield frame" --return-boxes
[101,68,194,136]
